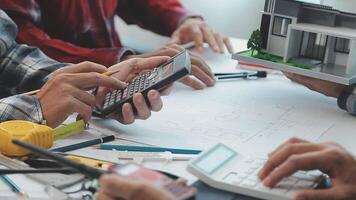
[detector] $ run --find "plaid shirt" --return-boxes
[0,0,190,67]
[0,10,66,123]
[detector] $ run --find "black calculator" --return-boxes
[94,50,191,117]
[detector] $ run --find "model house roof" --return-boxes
[264,0,356,29]
[290,23,356,39]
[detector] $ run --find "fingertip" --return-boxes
[148,90,160,100]
[133,93,144,104]
[263,177,273,187]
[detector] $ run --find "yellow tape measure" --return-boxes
[0,120,87,156]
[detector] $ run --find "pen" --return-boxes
[1,175,28,197]
[216,71,267,80]
[12,139,104,179]
[99,144,202,155]
[22,69,121,96]
[51,135,115,153]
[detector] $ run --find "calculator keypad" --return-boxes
[222,158,322,197]
[102,67,161,110]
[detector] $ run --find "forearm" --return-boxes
[117,0,191,36]
[0,44,67,97]
[0,95,44,124]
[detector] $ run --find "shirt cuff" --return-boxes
[0,95,44,124]
[338,86,356,115]
[118,48,136,63]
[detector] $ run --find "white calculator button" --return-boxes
[292,172,318,181]
[246,168,255,174]
[237,174,248,180]
[283,178,298,186]
[255,183,272,192]
[270,186,289,194]
[307,170,322,177]
[247,174,260,182]
[244,158,255,164]
[254,159,267,165]
[223,173,239,184]
[241,179,258,188]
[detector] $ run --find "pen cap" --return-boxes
[256,71,267,78]
[0,121,54,156]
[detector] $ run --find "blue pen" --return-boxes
[51,135,115,153]
[1,175,28,197]
[99,144,202,155]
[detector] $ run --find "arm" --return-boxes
[0,9,66,97]
[1,0,133,67]
[0,95,44,124]
[117,0,190,36]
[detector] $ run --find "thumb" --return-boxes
[131,56,171,72]
[169,33,181,45]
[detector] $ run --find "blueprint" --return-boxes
[90,73,347,158]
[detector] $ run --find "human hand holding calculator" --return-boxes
[94,51,191,119]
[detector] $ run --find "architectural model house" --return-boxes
[233,0,356,85]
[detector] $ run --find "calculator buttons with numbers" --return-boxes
[187,143,326,200]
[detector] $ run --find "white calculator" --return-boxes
[187,143,326,200]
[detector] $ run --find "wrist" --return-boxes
[179,15,204,26]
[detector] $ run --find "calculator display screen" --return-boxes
[194,145,236,174]
[161,62,174,78]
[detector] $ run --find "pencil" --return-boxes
[22,69,121,96]
[1,175,28,197]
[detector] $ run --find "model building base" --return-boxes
[233,50,356,85]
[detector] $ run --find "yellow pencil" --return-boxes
[22,69,121,96]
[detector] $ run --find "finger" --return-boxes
[166,44,186,52]
[99,175,138,199]
[147,90,163,112]
[67,72,127,89]
[177,179,188,186]
[223,37,235,54]
[259,143,325,180]
[168,47,214,78]
[263,151,330,187]
[121,103,135,124]
[95,87,111,107]
[169,33,181,45]
[53,61,108,76]
[132,93,151,120]
[69,97,93,123]
[70,87,97,107]
[268,138,309,158]
[179,76,205,90]
[130,56,171,72]
[190,26,204,51]
[191,65,216,87]
[190,54,214,77]
[214,32,225,53]
[200,24,219,52]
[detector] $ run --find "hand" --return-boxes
[36,62,126,128]
[124,44,215,90]
[258,138,356,200]
[96,57,173,124]
[169,18,234,54]
[284,72,347,98]
[97,174,176,200]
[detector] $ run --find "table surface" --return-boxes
[2,38,356,199]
